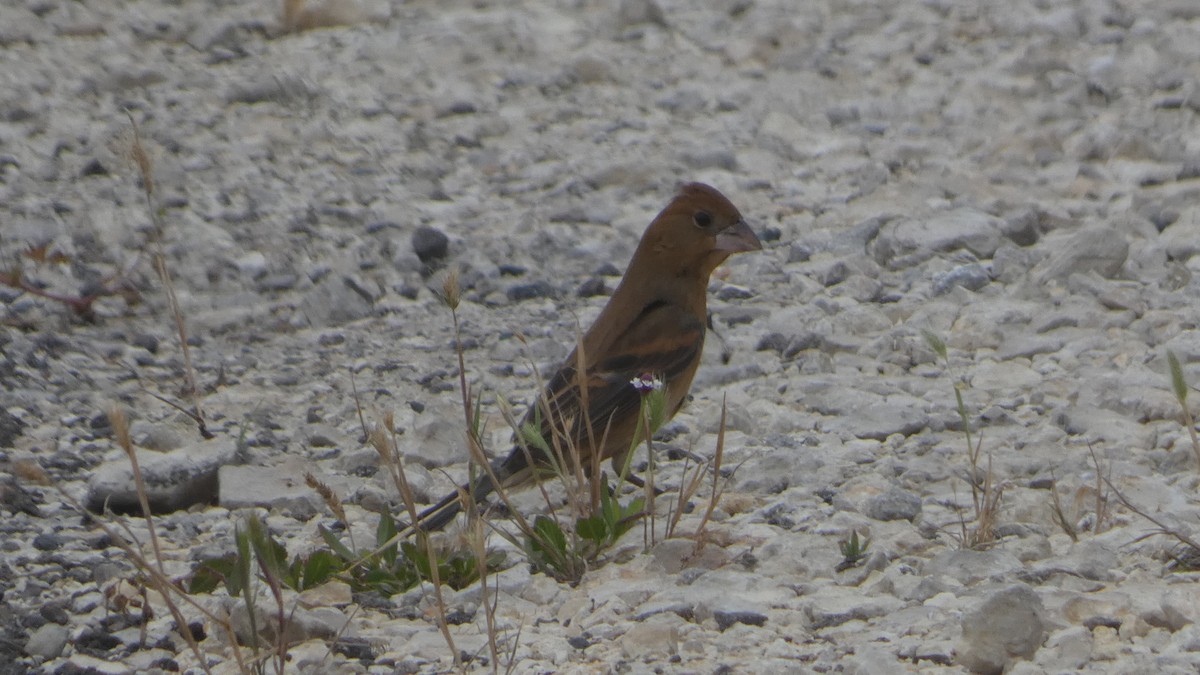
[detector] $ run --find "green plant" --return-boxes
[519,474,645,583]
[836,530,871,572]
[922,329,1003,549]
[191,511,500,600]
[501,378,669,584]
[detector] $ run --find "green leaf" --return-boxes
[233,524,253,598]
[319,524,356,561]
[532,516,567,553]
[644,386,668,436]
[1169,350,1188,404]
[471,386,486,442]
[299,551,339,589]
[575,514,610,543]
[189,556,236,594]
[376,512,398,565]
[247,518,289,583]
[921,329,948,360]
[614,497,645,538]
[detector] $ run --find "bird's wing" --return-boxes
[517,300,704,467]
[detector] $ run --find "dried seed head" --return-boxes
[441,267,461,310]
[108,405,132,454]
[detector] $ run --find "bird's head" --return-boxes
[637,182,762,279]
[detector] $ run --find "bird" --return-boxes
[412,182,761,532]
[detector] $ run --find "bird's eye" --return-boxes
[693,211,713,229]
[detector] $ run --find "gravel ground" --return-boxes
[4,0,1200,673]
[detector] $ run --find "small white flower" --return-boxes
[630,373,663,393]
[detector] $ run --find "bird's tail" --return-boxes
[408,470,498,533]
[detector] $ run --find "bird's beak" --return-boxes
[714,219,762,253]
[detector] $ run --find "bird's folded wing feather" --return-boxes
[530,300,705,455]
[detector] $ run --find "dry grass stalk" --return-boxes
[304,472,348,529]
[48,426,254,674]
[1103,474,1200,560]
[125,113,210,440]
[1048,473,1079,543]
[692,397,728,545]
[366,407,461,671]
[1087,441,1110,534]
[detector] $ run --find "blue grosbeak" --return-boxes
[415,182,761,531]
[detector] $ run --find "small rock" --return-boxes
[1035,226,1129,282]
[293,277,374,328]
[25,623,69,659]
[871,209,1004,267]
[681,148,737,171]
[333,636,376,660]
[80,158,109,177]
[0,409,26,447]
[619,612,681,659]
[756,331,822,358]
[932,263,990,295]
[218,463,335,519]
[507,280,555,302]
[1002,209,1040,246]
[863,489,922,522]
[717,284,754,300]
[129,333,159,353]
[86,440,238,515]
[0,477,41,516]
[234,251,268,278]
[924,549,1024,585]
[411,226,450,264]
[714,609,768,631]
[32,532,63,551]
[819,261,850,287]
[617,0,666,28]
[577,277,608,297]
[788,243,812,262]
[956,584,1046,674]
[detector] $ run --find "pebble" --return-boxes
[85,440,239,515]
[24,623,69,659]
[957,584,1047,673]
[411,226,450,264]
[863,488,922,522]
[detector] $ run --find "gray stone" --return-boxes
[411,226,450,264]
[871,209,1004,267]
[840,401,928,441]
[714,609,768,631]
[230,600,350,646]
[617,0,665,28]
[863,488,922,522]
[86,440,239,515]
[956,584,1046,674]
[996,334,1066,361]
[218,463,333,519]
[25,623,69,659]
[932,263,990,295]
[0,409,25,448]
[293,277,375,328]
[923,549,1024,585]
[1035,226,1129,282]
